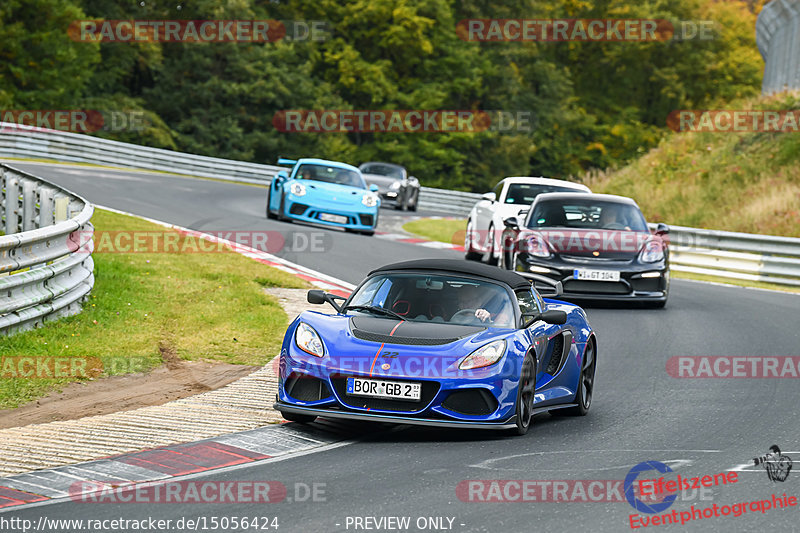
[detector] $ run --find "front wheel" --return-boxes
[464,219,482,261]
[510,352,536,435]
[281,411,317,424]
[266,188,277,219]
[408,190,419,211]
[483,225,498,266]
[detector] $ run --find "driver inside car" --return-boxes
[599,206,632,231]
[452,286,514,327]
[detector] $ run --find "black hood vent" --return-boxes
[349,316,484,346]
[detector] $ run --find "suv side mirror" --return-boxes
[655,223,670,235]
[503,217,519,229]
[369,184,379,192]
[307,290,344,313]
[275,170,289,180]
[481,192,497,202]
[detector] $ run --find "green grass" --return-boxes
[403,218,466,245]
[582,92,800,238]
[0,208,308,409]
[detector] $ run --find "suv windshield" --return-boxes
[527,199,649,232]
[296,164,365,188]
[347,273,516,328]
[360,163,405,181]
[504,183,581,205]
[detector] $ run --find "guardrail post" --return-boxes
[22,179,36,231]
[0,168,5,223]
[4,174,19,235]
[54,196,69,223]
[39,187,54,227]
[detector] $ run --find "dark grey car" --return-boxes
[359,162,420,211]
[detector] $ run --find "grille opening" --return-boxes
[545,334,564,375]
[285,374,331,402]
[359,214,374,226]
[631,278,662,292]
[563,280,630,294]
[289,203,308,215]
[442,389,498,416]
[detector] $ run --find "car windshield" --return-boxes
[504,183,582,205]
[347,273,516,328]
[360,163,404,181]
[295,164,365,188]
[527,199,649,232]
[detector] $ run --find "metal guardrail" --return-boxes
[0,122,283,185]
[757,0,800,95]
[0,122,476,213]
[0,163,95,335]
[652,224,800,287]
[2,124,799,287]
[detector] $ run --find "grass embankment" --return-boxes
[583,92,800,237]
[0,208,308,408]
[402,218,466,246]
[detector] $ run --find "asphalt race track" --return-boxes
[4,162,800,532]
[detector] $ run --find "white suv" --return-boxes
[465,177,591,264]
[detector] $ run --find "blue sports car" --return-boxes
[273,259,597,435]
[267,157,380,235]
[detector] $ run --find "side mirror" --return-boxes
[275,170,289,181]
[655,223,670,235]
[481,192,497,203]
[503,217,519,230]
[521,309,568,328]
[369,184,379,192]
[307,290,344,313]
[409,175,418,183]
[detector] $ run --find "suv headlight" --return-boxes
[362,194,378,207]
[290,182,306,196]
[459,340,507,370]
[639,240,664,263]
[526,234,552,258]
[295,322,324,357]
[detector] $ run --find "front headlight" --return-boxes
[526,234,552,258]
[459,340,507,370]
[290,182,306,196]
[389,181,401,190]
[639,240,664,263]
[294,322,324,357]
[362,194,378,207]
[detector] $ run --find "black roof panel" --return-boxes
[369,259,531,291]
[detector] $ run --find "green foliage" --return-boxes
[2,0,765,193]
[585,92,800,237]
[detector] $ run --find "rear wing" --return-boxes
[277,157,297,166]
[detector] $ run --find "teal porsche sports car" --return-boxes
[267,157,381,236]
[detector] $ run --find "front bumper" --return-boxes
[516,253,669,301]
[274,401,517,430]
[284,195,378,230]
